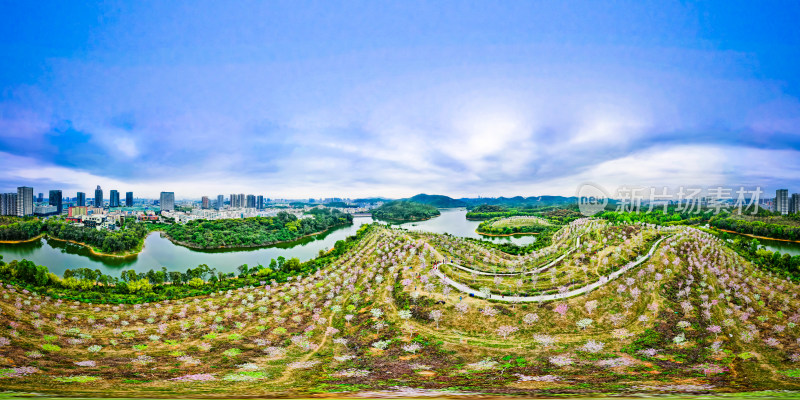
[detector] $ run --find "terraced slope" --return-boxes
[1,219,799,396]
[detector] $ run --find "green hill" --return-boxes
[371,200,441,221]
[407,193,468,208]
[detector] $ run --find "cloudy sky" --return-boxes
[1,1,799,199]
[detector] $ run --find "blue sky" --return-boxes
[1,1,799,199]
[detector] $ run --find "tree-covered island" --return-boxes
[370,200,440,221]
[162,208,353,249]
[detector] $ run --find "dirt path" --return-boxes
[270,312,335,385]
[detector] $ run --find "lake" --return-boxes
[722,230,800,256]
[0,208,534,276]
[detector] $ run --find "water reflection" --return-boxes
[0,209,537,276]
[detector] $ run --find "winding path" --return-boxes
[444,231,584,277]
[432,235,669,303]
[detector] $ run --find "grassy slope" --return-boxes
[488,216,549,229]
[1,220,799,396]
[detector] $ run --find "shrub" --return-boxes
[53,375,100,383]
[223,348,242,357]
[42,343,61,352]
[127,278,152,293]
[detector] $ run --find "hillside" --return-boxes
[407,193,468,208]
[476,215,551,235]
[163,208,352,249]
[371,200,441,221]
[1,220,800,396]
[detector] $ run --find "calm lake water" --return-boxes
[723,231,800,256]
[0,208,534,276]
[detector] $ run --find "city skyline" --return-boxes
[1,2,800,198]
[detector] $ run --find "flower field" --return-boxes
[1,218,800,396]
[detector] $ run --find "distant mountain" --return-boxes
[406,194,468,208]
[352,197,392,204]
[357,194,606,209]
[458,196,577,209]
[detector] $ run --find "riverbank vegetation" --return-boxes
[0,224,372,304]
[371,200,440,221]
[710,213,800,241]
[162,208,353,249]
[0,217,148,254]
[704,230,800,281]
[466,204,583,222]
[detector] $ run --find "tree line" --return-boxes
[466,205,582,222]
[598,207,800,241]
[0,217,148,253]
[710,215,800,241]
[724,235,800,281]
[0,224,373,304]
[162,208,353,248]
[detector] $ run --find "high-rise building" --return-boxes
[217,195,224,210]
[76,192,86,207]
[1,193,17,216]
[94,185,103,207]
[49,190,63,215]
[229,193,237,208]
[110,190,120,207]
[69,206,88,217]
[257,195,264,210]
[791,193,800,214]
[160,192,175,212]
[201,196,210,209]
[238,194,245,208]
[17,186,33,216]
[37,193,43,203]
[246,194,256,208]
[126,192,134,207]
[776,189,789,215]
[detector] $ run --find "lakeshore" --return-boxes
[0,234,44,244]
[476,230,540,237]
[714,227,800,244]
[160,222,353,251]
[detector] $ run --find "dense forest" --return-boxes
[467,204,583,222]
[42,219,149,254]
[710,214,800,241]
[0,224,372,304]
[0,217,148,254]
[465,205,541,220]
[163,208,352,248]
[0,218,42,241]
[598,208,715,226]
[370,200,440,221]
